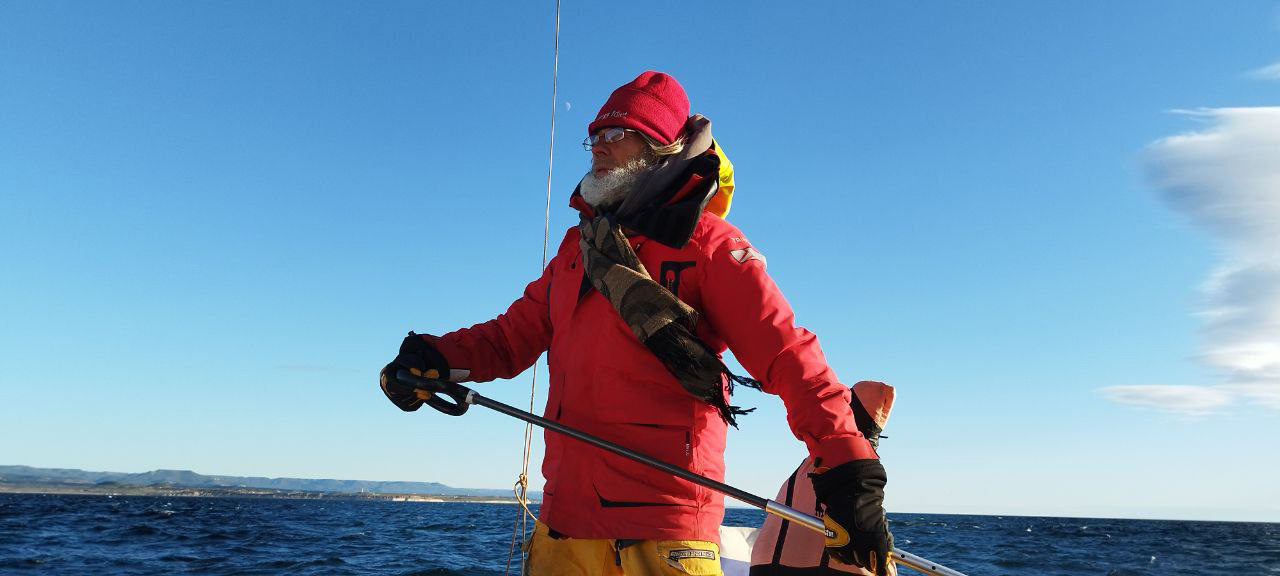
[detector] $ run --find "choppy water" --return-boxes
[1,493,1275,575]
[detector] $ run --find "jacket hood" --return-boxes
[571,115,735,248]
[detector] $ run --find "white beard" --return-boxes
[579,158,652,211]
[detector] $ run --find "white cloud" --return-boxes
[1250,61,1280,80]
[565,101,572,111]
[1101,385,1232,415]
[1132,107,1280,412]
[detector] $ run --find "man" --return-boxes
[380,71,892,576]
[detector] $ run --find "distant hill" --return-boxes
[0,465,538,499]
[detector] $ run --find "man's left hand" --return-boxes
[811,459,894,575]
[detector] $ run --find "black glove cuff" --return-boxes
[811,459,886,503]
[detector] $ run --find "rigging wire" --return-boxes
[506,1,559,574]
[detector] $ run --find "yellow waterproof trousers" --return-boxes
[525,522,723,576]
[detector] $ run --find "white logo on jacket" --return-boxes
[728,247,766,268]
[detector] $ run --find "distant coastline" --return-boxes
[0,482,528,503]
[0,465,540,504]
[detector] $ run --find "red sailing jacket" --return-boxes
[424,126,875,540]
[425,136,874,542]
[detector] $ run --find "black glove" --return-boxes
[379,332,450,412]
[811,459,893,575]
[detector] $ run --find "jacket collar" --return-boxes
[569,115,720,248]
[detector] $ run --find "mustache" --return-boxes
[580,158,653,209]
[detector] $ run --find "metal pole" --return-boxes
[468,390,970,576]
[395,371,969,576]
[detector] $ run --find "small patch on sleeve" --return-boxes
[728,246,766,268]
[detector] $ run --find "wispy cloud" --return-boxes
[1128,107,1280,413]
[1100,385,1232,415]
[1250,61,1280,80]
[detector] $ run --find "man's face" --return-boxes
[590,128,649,176]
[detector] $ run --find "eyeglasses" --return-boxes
[582,127,637,151]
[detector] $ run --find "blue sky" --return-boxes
[2,1,1278,522]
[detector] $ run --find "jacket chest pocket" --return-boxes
[549,249,585,329]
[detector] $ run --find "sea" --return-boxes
[1,493,1275,575]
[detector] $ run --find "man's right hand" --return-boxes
[378,332,450,412]
[811,459,894,575]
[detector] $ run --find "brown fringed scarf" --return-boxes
[578,214,761,427]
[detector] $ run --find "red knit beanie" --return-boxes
[588,71,690,146]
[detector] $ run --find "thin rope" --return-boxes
[506,1,559,574]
